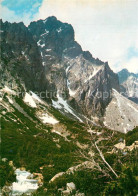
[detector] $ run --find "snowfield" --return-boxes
[39,113,59,125]
[52,92,83,122]
[23,93,37,108]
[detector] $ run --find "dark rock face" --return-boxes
[118,69,138,104]
[0,19,47,92]
[0,17,120,121]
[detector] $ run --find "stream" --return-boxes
[10,169,39,196]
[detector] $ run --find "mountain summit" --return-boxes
[0,17,138,132]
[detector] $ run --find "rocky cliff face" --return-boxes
[0,16,123,125]
[118,69,138,104]
[28,16,120,121]
[0,19,48,92]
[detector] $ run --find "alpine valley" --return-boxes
[0,17,138,196]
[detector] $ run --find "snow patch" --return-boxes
[37,40,41,46]
[37,40,45,48]
[41,44,45,48]
[43,19,47,23]
[7,96,13,104]
[42,62,45,66]
[21,51,29,60]
[66,65,72,75]
[45,54,51,57]
[51,130,62,136]
[66,65,77,96]
[1,86,16,95]
[30,91,43,104]
[23,93,37,108]
[41,30,49,37]
[39,113,59,124]
[41,52,43,57]
[52,100,62,109]
[69,89,77,96]
[52,93,83,122]
[46,49,52,52]
[67,80,77,96]
[57,27,62,33]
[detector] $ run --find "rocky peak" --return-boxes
[29,16,75,44]
[28,17,76,67]
[118,69,138,84]
[118,69,138,103]
[1,17,121,124]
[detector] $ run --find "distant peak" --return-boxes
[121,68,129,73]
[118,68,138,84]
[118,69,138,76]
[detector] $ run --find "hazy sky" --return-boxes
[0,0,138,73]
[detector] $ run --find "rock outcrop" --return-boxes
[104,89,138,133]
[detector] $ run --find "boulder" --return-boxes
[67,182,76,191]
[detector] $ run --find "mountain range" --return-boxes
[0,16,137,133]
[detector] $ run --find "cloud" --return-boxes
[1,0,42,11]
[0,0,42,25]
[0,4,32,25]
[35,0,138,73]
[119,57,138,73]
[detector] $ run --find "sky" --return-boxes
[0,0,138,73]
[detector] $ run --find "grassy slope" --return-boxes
[0,95,137,195]
[1,96,88,185]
